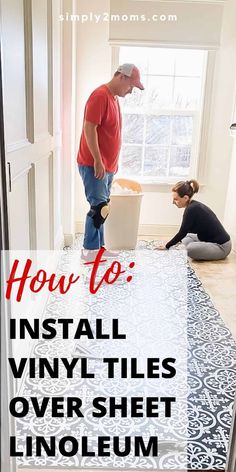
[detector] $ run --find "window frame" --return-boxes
[111,45,216,188]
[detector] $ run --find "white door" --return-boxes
[0,0,63,251]
[0,2,64,470]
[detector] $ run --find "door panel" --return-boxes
[0,2,66,469]
[32,0,49,139]
[34,155,51,249]
[8,170,30,250]
[1,0,27,146]
[1,0,63,251]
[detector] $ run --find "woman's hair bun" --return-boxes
[188,179,199,194]
[172,179,199,198]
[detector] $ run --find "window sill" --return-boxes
[116,174,206,192]
[128,180,205,193]
[116,179,180,192]
[140,182,175,192]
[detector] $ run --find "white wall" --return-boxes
[75,0,236,240]
[109,0,223,48]
[202,0,236,221]
[225,140,236,250]
[220,0,236,251]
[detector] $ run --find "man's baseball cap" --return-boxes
[116,63,144,90]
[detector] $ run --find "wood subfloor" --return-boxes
[142,235,236,340]
[191,251,236,340]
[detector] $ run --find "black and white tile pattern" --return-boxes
[14,241,236,469]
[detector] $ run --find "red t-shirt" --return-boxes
[77,85,122,173]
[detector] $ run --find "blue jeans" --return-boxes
[79,165,114,249]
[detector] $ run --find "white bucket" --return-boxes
[105,192,143,250]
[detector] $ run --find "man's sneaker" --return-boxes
[101,246,120,258]
[81,247,120,262]
[80,249,99,262]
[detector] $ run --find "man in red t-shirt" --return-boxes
[77,64,144,260]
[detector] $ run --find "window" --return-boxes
[117,46,208,183]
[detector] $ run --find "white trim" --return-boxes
[139,182,178,191]
[34,132,52,143]
[75,221,178,238]
[113,45,215,184]
[33,151,52,164]
[6,138,31,154]
[111,45,120,74]
[53,129,62,148]
[229,234,236,253]
[139,224,178,236]
[54,225,64,250]
[113,181,206,192]
[23,0,34,144]
[197,50,216,183]
[47,0,53,136]
[109,39,220,50]
[75,221,84,234]
[189,50,209,179]
[28,164,37,250]
[64,232,75,247]
[61,0,77,240]
[121,109,199,117]
[49,152,54,249]
[230,82,236,138]
[11,165,31,182]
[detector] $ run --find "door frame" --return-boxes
[0,32,16,472]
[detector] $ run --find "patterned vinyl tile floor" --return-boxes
[14,241,236,469]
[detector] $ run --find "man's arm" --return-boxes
[84,121,105,179]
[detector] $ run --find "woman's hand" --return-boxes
[155,244,167,250]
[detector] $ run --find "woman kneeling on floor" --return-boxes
[156,179,232,261]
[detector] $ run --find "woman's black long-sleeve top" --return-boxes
[166,200,230,249]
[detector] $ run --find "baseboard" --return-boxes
[54,225,64,250]
[138,224,178,237]
[75,221,84,234]
[75,221,178,237]
[230,234,236,252]
[64,232,75,247]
